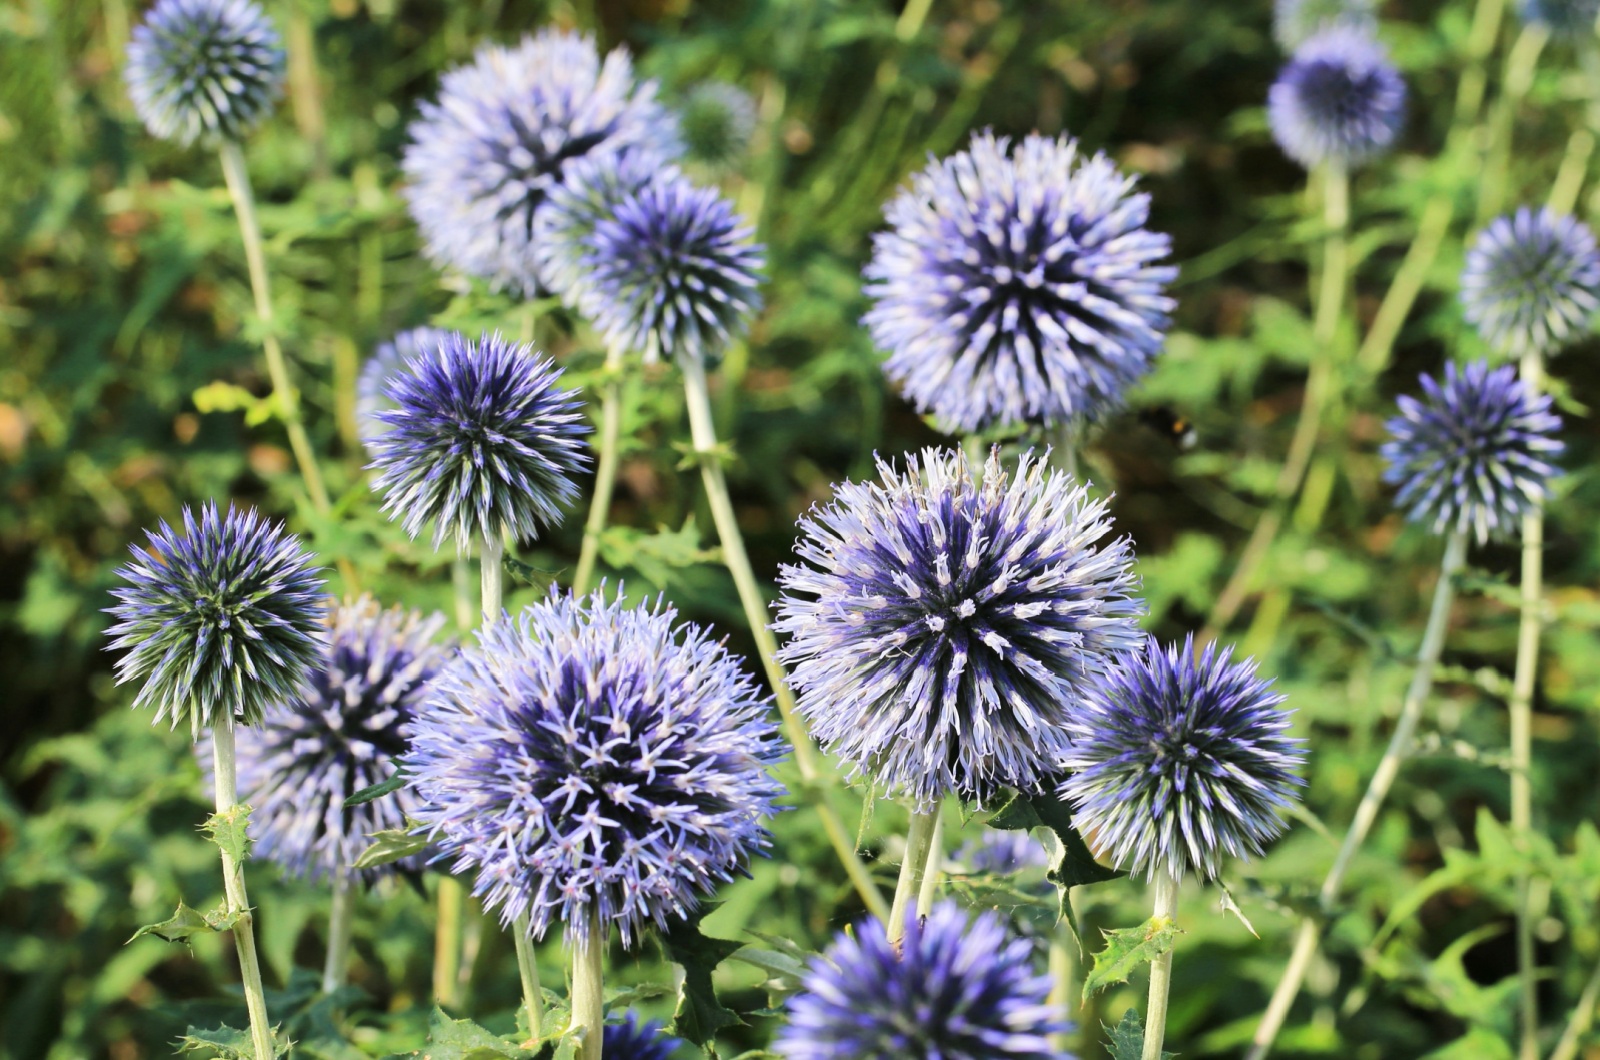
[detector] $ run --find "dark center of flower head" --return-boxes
[1299,58,1382,127]
[491,123,613,238]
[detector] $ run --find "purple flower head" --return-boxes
[1461,207,1600,357]
[1059,635,1305,883]
[776,902,1068,1060]
[403,591,786,947]
[1519,0,1600,40]
[865,131,1177,434]
[956,830,1051,876]
[125,0,285,147]
[1274,0,1378,50]
[603,1013,680,1060]
[775,447,1145,808]
[106,502,327,735]
[584,169,764,365]
[1380,360,1563,543]
[402,30,681,296]
[366,331,591,552]
[1268,27,1406,170]
[678,82,758,171]
[357,326,451,452]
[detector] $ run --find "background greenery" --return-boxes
[6,0,1600,1056]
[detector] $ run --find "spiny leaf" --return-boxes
[1083,916,1180,1001]
[1104,1008,1172,1060]
[352,820,429,870]
[175,1023,290,1058]
[203,804,253,865]
[130,901,232,944]
[656,903,744,1046]
[1216,880,1258,938]
[417,1007,529,1059]
[986,786,1124,943]
[344,770,407,808]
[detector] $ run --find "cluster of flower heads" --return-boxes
[777,902,1064,1060]
[1518,0,1600,40]
[403,591,785,947]
[226,597,453,883]
[366,331,591,552]
[1268,26,1406,170]
[1461,207,1600,357]
[676,82,758,171]
[402,29,680,296]
[775,446,1144,807]
[1381,360,1563,543]
[106,502,326,736]
[865,131,1177,433]
[126,0,285,147]
[1273,0,1378,50]
[1059,635,1305,883]
[357,326,450,450]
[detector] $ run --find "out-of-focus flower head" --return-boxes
[1268,27,1406,170]
[1461,207,1600,357]
[126,0,285,146]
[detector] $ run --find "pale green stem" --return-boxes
[284,0,329,179]
[1142,871,1180,1060]
[678,349,891,922]
[1549,950,1600,1060]
[1248,531,1468,1060]
[434,560,477,1008]
[915,804,944,917]
[1355,196,1454,376]
[1546,130,1596,219]
[574,343,626,596]
[1050,424,1079,480]
[887,808,940,945]
[322,870,354,994]
[211,722,277,1060]
[480,531,504,624]
[572,910,605,1060]
[1479,25,1549,225]
[513,914,543,1041]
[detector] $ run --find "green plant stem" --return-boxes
[887,807,939,945]
[678,350,891,922]
[211,722,277,1060]
[1355,196,1455,376]
[512,914,543,1041]
[322,870,354,994]
[481,531,504,624]
[1547,130,1596,218]
[574,343,625,596]
[1142,871,1180,1060]
[1549,948,1600,1060]
[1247,531,1468,1060]
[433,560,476,1009]
[915,803,944,917]
[1479,25,1549,225]
[283,0,329,180]
[572,910,605,1060]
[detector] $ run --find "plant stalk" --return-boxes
[512,913,544,1041]
[572,909,605,1060]
[574,343,626,596]
[915,804,945,918]
[322,869,354,994]
[1549,946,1600,1060]
[1142,871,1180,1060]
[433,559,476,1008]
[211,721,277,1060]
[887,807,939,945]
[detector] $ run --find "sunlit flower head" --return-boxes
[125,0,285,146]
[1268,27,1406,169]
[1461,207,1600,357]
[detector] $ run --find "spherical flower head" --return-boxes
[1461,207,1600,357]
[956,830,1050,876]
[403,591,786,947]
[775,447,1145,808]
[864,131,1177,434]
[1380,359,1563,543]
[603,1013,680,1060]
[106,502,327,735]
[367,331,591,552]
[1059,635,1305,883]
[125,0,285,147]
[584,169,765,365]
[357,326,451,452]
[402,30,681,296]
[1274,0,1378,51]
[1519,0,1600,40]
[677,82,758,171]
[226,597,453,883]
[1268,27,1406,170]
[777,901,1067,1060]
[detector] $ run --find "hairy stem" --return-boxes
[512,914,543,1041]
[1142,872,1180,1060]
[572,910,605,1060]
[887,807,939,945]
[211,722,276,1060]
[322,870,354,994]
[573,343,626,596]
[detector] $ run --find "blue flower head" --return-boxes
[106,502,327,736]
[956,830,1050,876]
[603,1013,680,1060]
[125,0,285,147]
[402,29,681,296]
[1268,27,1406,170]
[1461,207,1600,357]
[367,331,591,552]
[1518,0,1600,40]
[864,131,1177,434]
[1274,0,1378,50]
[775,447,1145,808]
[1380,360,1563,543]
[1059,635,1305,883]
[403,591,786,947]
[357,326,451,451]
[678,82,758,171]
[777,901,1068,1060]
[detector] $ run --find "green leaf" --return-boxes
[344,770,407,808]
[1104,1008,1172,1060]
[423,1007,528,1059]
[129,901,214,944]
[203,804,252,865]
[986,787,1124,942]
[352,820,429,870]
[597,518,720,588]
[656,903,744,1046]
[1082,916,1179,1001]
[175,1024,290,1058]
[504,553,562,591]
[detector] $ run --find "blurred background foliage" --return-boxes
[7,0,1600,1057]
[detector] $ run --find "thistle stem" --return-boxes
[572,910,605,1060]
[512,914,544,1041]
[1548,946,1600,1060]
[433,559,477,1008]
[574,343,626,596]
[915,804,944,918]
[887,807,939,945]
[1247,531,1468,1060]
[480,531,504,624]
[211,722,276,1060]
[322,869,354,994]
[678,349,891,922]
[1142,871,1180,1060]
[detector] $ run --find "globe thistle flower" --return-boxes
[955,830,1050,876]
[125,0,285,147]
[776,901,1065,1060]
[603,1014,680,1060]
[1274,0,1378,51]
[1461,207,1600,357]
[677,82,758,171]
[864,131,1177,434]
[356,326,450,451]
[583,169,764,364]
[774,446,1145,808]
[1380,360,1563,543]
[1268,27,1406,170]
[402,30,681,296]
[224,597,453,883]
[1059,635,1305,883]
[1518,0,1600,40]
[403,591,785,947]
[106,502,327,735]
[367,331,591,552]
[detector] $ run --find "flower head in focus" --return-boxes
[1268,27,1406,170]
[357,326,450,451]
[125,0,285,147]
[864,131,1176,433]
[1461,207,1600,357]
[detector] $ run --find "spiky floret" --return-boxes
[1380,359,1563,543]
[356,326,450,451]
[401,29,680,296]
[1518,0,1600,40]
[225,597,452,882]
[677,82,758,171]
[366,331,591,552]
[583,169,765,364]
[403,591,786,947]
[106,502,327,735]
[774,447,1145,808]
[1274,0,1378,51]
[125,0,285,147]
[603,1013,680,1060]
[1059,635,1305,883]
[1461,207,1600,357]
[777,902,1066,1060]
[1267,27,1406,170]
[864,131,1177,434]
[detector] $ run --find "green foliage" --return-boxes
[656,903,744,1046]
[1105,1008,1173,1060]
[351,822,428,872]
[175,1023,290,1058]
[1083,917,1181,1001]
[202,805,252,866]
[987,786,1124,942]
[129,901,238,945]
